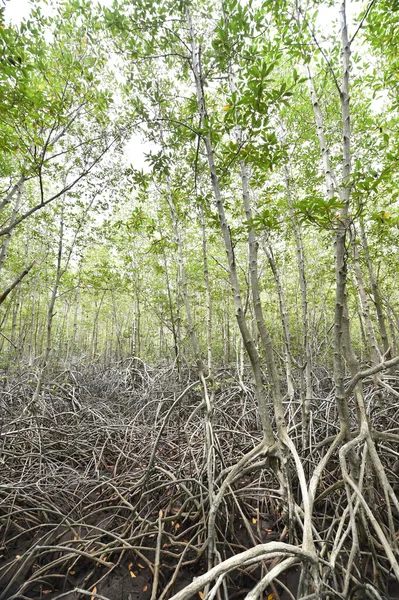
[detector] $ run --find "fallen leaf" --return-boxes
[159,509,163,518]
[199,593,204,599]
[252,518,257,524]
[265,529,273,534]
[268,594,274,600]
[130,571,136,578]
[128,562,133,570]
[175,523,180,530]
[143,585,148,591]
[138,563,145,569]
[91,587,97,600]
[15,555,21,559]
[42,591,52,595]
[69,570,76,575]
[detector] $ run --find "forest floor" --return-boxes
[1,361,399,599]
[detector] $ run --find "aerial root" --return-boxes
[0,362,398,598]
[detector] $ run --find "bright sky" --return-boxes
[4,0,28,22]
[4,0,110,22]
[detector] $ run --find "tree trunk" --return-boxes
[285,166,313,446]
[359,218,391,357]
[262,240,295,403]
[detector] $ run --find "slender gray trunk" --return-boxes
[0,179,24,277]
[284,166,313,445]
[359,219,391,357]
[262,241,295,403]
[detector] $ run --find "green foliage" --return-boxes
[2,0,399,373]
[294,195,346,227]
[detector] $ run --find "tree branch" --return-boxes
[0,261,35,306]
[0,139,116,238]
[350,0,378,44]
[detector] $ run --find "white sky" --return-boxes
[4,0,113,21]
[4,0,31,22]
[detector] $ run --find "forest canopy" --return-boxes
[1,0,399,598]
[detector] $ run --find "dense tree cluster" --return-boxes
[1,0,399,598]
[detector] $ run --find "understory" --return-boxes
[1,360,398,600]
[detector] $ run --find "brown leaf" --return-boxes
[128,561,133,570]
[159,509,163,518]
[143,585,148,592]
[138,563,145,569]
[90,586,97,600]
[199,593,204,599]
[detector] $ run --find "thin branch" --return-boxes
[0,139,116,238]
[350,0,378,44]
[298,5,341,94]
